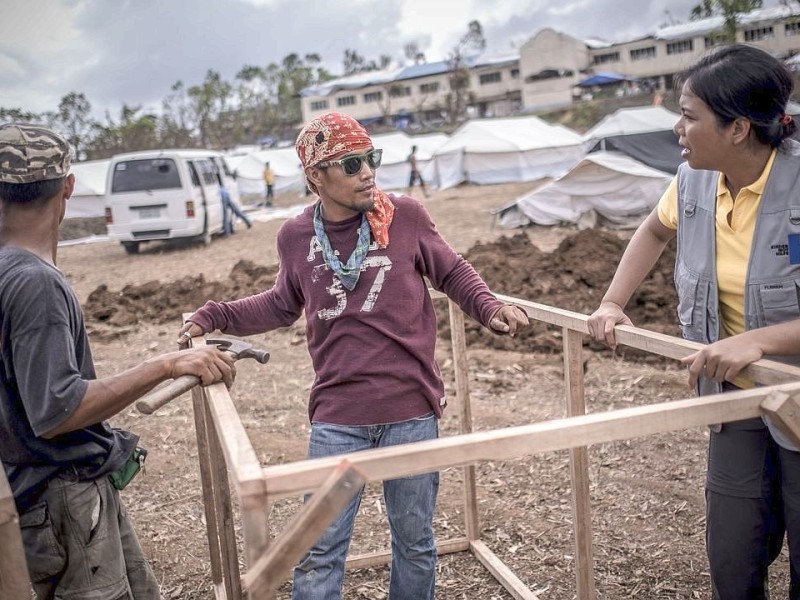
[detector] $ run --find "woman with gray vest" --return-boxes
[588,44,800,598]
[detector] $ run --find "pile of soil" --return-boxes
[83,229,678,360]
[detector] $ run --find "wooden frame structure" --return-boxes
[0,464,32,598]
[176,297,800,599]
[1,301,796,597]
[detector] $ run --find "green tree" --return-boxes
[444,20,485,125]
[84,105,160,160]
[267,53,334,139]
[343,49,393,75]
[161,81,198,148]
[187,69,234,148]
[0,107,42,124]
[691,0,763,42]
[55,92,95,160]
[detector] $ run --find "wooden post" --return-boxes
[761,390,800,447]
[563,328,596,599]
[0,468,31,600]
[244,461,365,598]
[448,300,480,540]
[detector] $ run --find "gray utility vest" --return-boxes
[675,140,800,450]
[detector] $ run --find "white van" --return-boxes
[104,149,228,254]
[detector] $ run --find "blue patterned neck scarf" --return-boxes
[313,202,371,291]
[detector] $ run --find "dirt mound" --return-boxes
[84,260,278,338]
[83,230,678,358]
[444,229,678,360]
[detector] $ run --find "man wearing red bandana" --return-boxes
[181,112,529,599]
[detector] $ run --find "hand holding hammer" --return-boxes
[136,337,270,415]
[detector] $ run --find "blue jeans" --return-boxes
[292,414,439,600]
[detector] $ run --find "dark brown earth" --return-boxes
[56,183,791,599]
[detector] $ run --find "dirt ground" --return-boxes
[57,183,791,599]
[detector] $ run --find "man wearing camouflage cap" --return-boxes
[0,123,236,599]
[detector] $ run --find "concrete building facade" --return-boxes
[299,5,800,127]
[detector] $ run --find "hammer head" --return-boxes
[206,337,270,364]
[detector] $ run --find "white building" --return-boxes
[299,5,800,125]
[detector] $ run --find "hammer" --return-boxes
[136,337,270,415]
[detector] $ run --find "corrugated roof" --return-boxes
[656,5,800,41]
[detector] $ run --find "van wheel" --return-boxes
[122,241,140,254]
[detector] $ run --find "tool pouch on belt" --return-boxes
[108,446,147,491]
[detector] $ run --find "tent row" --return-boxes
[67,106,684,229]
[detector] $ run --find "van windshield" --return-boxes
[111,159,181,193]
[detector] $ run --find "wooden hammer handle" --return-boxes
[135,375,201,415]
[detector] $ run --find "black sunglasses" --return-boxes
[316,149,383,176]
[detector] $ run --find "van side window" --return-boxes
[111,159,181,193]
[200,160,218,186]
[188,161,201,187]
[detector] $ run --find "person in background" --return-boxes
[407,144,429,198]
[217,171,251,235]
[587,44,800,599]
[263,161,275,207]
[178,111,529,600]
[0,123,236,599]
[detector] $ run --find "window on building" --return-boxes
[363,91,383,102]
[479,72,502,85]
[744,26,775,41]
[786,21,800,36]
[337,95,356,107]
[705,34,724,48]
[419,82,440,94]
[593,52,620,65]
[666,40,693,55]
[525,68,574,83]
[510,68,520,79]
[310,100,328,111]
[389,86,411,97]
[630,46,656,61]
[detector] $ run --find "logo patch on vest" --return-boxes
[788,233,800,264]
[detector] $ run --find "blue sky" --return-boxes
[3,0,705,118]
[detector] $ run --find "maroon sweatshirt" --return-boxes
[189,194,504,425]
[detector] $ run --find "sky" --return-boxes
[3,0,712,120]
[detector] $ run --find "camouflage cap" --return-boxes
[0,123,71,184]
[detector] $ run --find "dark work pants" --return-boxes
[706,416,800,599]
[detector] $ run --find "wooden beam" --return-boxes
[345,537,470,571]
[564,328,596,600]
[261,382,800,498]
[0,469,31,600]
[448,300,481,541]
[761,391,800,447]
[244,460,365,598]
[470,540,543,600]
[494,295,800,387]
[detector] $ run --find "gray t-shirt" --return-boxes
[0,247,136,509]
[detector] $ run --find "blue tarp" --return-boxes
[577,72,637,87]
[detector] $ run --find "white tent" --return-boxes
[227,147,304,197]
[581,106,682,174]
[431,116,584,189]
[371,131,449,191]
[496,151,672,229]
[68,159,110,218]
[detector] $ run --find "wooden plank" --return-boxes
[244,461,365,597]
[448,300,480,541]
[470,540,542,600]
[192,387,225,587]
[761,391,800,447]
[0,469,31,600]
[207,405,243,600]
[261,382,800,498]
[563,328,596,600]
[345,536,470,570]
[494,295,800,387]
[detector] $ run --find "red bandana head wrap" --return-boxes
[296,112,394,248]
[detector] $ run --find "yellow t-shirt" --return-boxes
[657,149,778,338]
